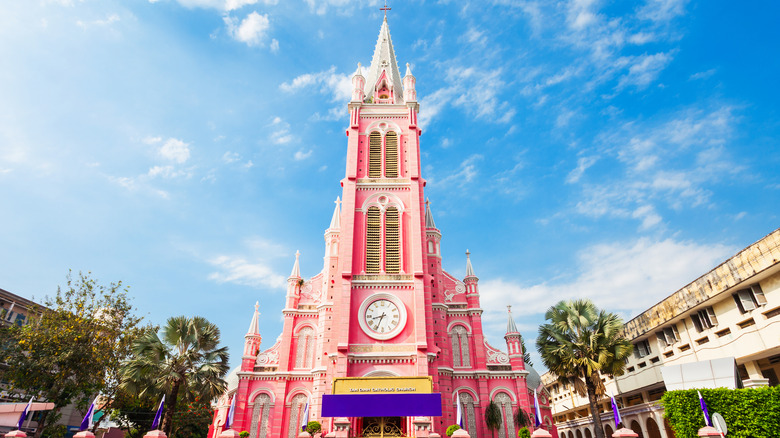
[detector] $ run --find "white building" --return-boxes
[543,227,780,438]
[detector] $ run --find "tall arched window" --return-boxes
[368,132,381,177]
[450,325,470,367]
[287,394,308,438]
[295,327,314,369]
[366,207,381,273]
[385,207,400,273]
[249,393,272,438]
[385,131,398,177]
[459,392,477,435]
[495,393,515,438]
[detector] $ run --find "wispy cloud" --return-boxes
[206,237,288,289]
[224,11,272,47]
[269,117,294,144]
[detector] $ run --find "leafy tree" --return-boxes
[172,396,213,438]
[485,400,502,438]
[514,408,530,429]
[0,271,142,438]
[536,299,633,438]
[445,425,460,437]
[120,316,229,436]
[306,421,321,435]
[519,335,533,366]
[109,388,159,438]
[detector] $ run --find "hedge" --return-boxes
[662,387,780,438]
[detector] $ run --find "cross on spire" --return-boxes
[380,1,391,19]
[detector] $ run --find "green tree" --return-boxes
[172,396,213,438]
[120,316,229,436]
[536,299,633,438]
[445,425,460,437]
[485,400,502,438]
[519,335,533,366]
[514,408,530,429]
[305,421,321,435]
[0,272,142,438]
[518,427,531,438]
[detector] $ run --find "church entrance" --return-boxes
[360,417,405,437]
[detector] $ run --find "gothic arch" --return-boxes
[489,387,517,403]
[458,391,478,436]
[450,325,471,367]
[446,321,472,333]
[604,424,614,437]
[294,326,315,369]
[248,388,276,404]
[494,392,516,438]
[451,387,480,404]
[629,420,644,438]
[286,393,308,438]
[645,417,662,438]
[293,323,316,334]
[249,392,272,438]
[360,192,406,212]
[363,369,401,377]
[575,430,583,438]
[584,428,592,438]
[364,120,403,135]
[284,388,312,405]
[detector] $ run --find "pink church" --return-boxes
[211,16,556,438]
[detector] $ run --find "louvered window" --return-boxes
[451,325,470,367]
[366,207,381,273]
[385,207,400,273]
[368,132,381,177]
[385,132,398,177]
[733,284,767,313]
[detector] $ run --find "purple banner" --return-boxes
[322,393,442,417]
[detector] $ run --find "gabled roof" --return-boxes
[364,17,404,104]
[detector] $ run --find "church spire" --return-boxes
[364,16,404,104]
[424,199,436,229]
[506,305,519,334]
[329,197,341,230]
[289,250,301,279]
[465,250,476,277]
[247,301,260,335]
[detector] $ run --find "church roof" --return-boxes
[364,17,404,104]
[465,250,476,277]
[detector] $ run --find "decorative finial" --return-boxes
[255,301,259,312]
[466,249,470,257]
[425,198,430,207]
[507,305,512,314]
[296,250,300,258]
[380,1,391,19]
[335,197,342,207]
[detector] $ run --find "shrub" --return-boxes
[518,427,531,438]
[446,424,461,436]
[238,432,250,438]
[662,387,780,438]
[306,421,321,435]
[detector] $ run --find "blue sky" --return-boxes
[2,0,779,371]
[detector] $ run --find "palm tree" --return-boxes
[485,400,502,438]
[120,316,230,436]
[536,299,633,438]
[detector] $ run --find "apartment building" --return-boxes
[543,228,780,438]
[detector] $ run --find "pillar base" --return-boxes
[698,426,723,437]
[218,430,240,438]
[741,378,770,388]
[451,430,470,438]
[74,432,96,438]
[612,428,639,438]
[298,432,311,438]
[531,429,552,438]
[143,431,167,438]
[4,431,27,438]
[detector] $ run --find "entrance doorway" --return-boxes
[361,417,405,437]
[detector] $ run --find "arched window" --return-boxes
[250,393,272,438]
[385,131,398,177]
[385,207,400,273]
[495,393,515,438]
[295,327,315,369]
[450,325,471,367]
[369,132,381,177]
[459,392,477,435]
[287,394,308,438]
[366,207,381,273]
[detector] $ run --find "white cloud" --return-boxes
[157,0,276,10]
[566,156,598,183]
[303,0,365,15]
[480,237,735,319]
[279,66,352,103]
[269,117,295,144]
[690,68,716,80]
[438,155,483,188]
[269,38,279,53]
[224,11,271,47]
[76,13,120,30]
[207,255,286,289]
[158,138,191,163]
[637,0,689,22]
[294,149,313,160]
[616,51,674,90]
[222,151,240,163]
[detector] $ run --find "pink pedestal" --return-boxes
[4,431,27,438]
[218,430,240,438]
[74,432,95,438]
[429,434,441,438]
[451,430,470,438]
[531,429,552,438]
[698,426,722,437]
[412,416,432,438]
[612,428,639,438]
[332,418,350,438]
[298,432,311,438]
[143,431,167,438]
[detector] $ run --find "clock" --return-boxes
[358,293,407,340]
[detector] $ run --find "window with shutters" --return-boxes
[495,393,515,438]
[459,392,477,435]
[450,325,471,367]
[633,339,651,358]
[368,131,381,177]
[385,207,400,273]
[250,393,272,438]
[385,131,398,177]
[287,394,308,438]
[733,284,767,313]
[366,207,381,273]
[655,325,680,347]
[691,307,718,332]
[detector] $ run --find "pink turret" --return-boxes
[351,64,365,103]
[464,251,481,309]
[241,301,262,371]
[285,251,302,309]
[505,305,526,371]
[403,63,416,103]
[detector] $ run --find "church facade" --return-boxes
[211,17,555,438]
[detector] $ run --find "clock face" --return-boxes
[364,299,400,334]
